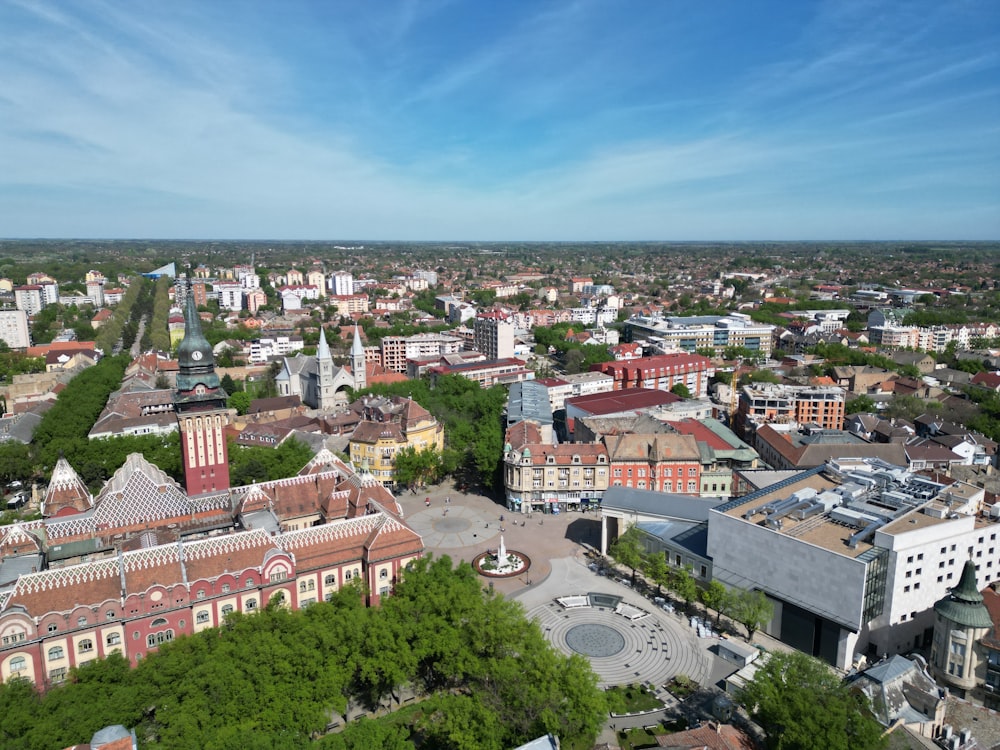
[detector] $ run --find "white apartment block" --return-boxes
[570,307,617,326]
[709,458,997,671]
[0,308,31,349]
[413,269,438,286]
[246,335,305,365]
[39,281,60,307]
[239,271,261,290]
[625,312,775,358]
[86,281,105,308]
[473,311,515,360]
[380,333,463,374]
[14,286,44,316]
[215,283,244,312]
[869,322,1000,353]
[330,271,354,297]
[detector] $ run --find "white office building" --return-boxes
[0,308,31,349]
[708,458,992,671]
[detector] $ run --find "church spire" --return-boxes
[351,325,366,391]
[317,325,332,361]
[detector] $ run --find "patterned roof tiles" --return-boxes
[42,456,94,517]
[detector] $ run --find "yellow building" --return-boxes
[349,396,444,488]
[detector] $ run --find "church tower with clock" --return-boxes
[173,286,231,495]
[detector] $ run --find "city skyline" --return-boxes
[1,0,998,241]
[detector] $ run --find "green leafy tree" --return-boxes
[608,525,644,584]
[670,382,691,399]
[738,651,886,750]
[731,589,774,642]
[670,566,698,612]
[227,390,252,415]
[700,580,732,625]
[845,394,876,415]
[220,373,239,395]
[0,442,34,484]
[394,445,442,489]
[642,550,671,596]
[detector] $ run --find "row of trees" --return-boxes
[94,276,143,354]
[0,556,607,750]
[608,527,773,641]
[145,275,172,352]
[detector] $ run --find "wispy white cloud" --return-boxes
[0,0,996,239]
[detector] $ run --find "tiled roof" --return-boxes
[604,433,700,462]
[92,453,230,530]
[352,420,404,444]
[42,456,93,517]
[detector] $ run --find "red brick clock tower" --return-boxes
[173,288,231,495]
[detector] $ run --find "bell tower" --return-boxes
[173,286,231,495]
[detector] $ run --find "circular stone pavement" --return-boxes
[566,623,626,657]
[436,517,472,532]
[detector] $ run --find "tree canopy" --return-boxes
[0,555,607,750]
[738,651,886,750]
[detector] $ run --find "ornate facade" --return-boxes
[348,396,444,488]
[0,449,423,689]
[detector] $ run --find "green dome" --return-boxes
[934,559,993,629]
[175,289,221,393]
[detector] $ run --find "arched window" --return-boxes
[78,639,94,653]
[196,611,209,624]
[299,581,307,593]
[106,633,121,646]
[221,604,234,616]
[47,646,64,660]
[151,618,168,627]
[324,574,336,586]
[76,616,87,626]
[9,656,26,673]
[245,599,258,611]
[380,569,389,579]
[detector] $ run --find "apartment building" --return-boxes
[14,286,44,316]
[427,358,533,389]
[348,396,444,488]
[0,308,30,349]
[734,383,846,438]
[502,420,609,514]
[591,352,715,398]
[330,271,354,296]
[604,432,702,494]
[330,294,370,316]
[473,310,515,360]
[215,282,244,312]
[380,333,463,374]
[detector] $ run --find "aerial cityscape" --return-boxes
[1,2,999,750]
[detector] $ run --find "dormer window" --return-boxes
[572,455,581,464]
[546,455,556,465]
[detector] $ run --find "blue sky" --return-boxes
[1,0,997,240]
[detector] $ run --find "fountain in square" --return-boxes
[473,535,531,578]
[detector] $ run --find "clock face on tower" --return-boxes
[191,351,203,361]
